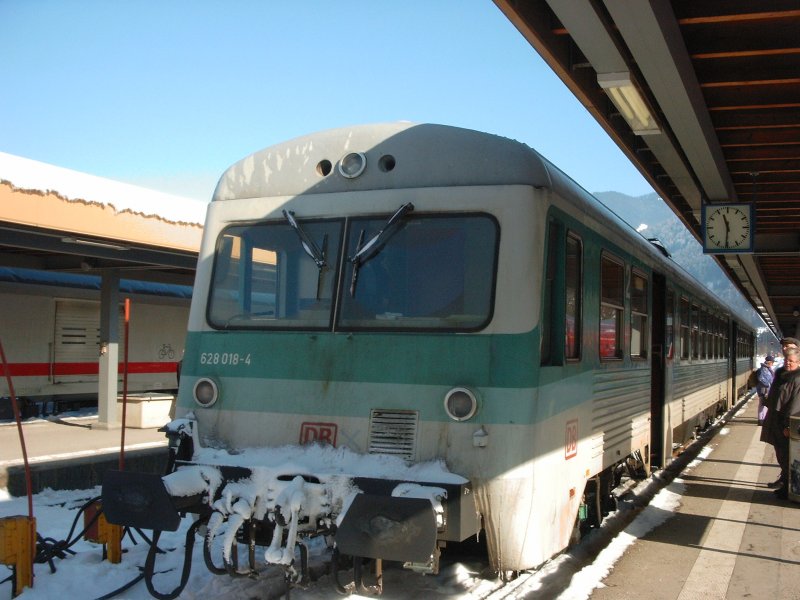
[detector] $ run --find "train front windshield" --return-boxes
[207,212,498,331]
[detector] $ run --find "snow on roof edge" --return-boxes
[0,151,208,225]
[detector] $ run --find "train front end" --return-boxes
[103,123,555,585]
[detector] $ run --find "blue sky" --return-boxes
[1,1,653,202]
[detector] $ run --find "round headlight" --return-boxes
[338,152,367,179]
[193,378,219,408]
[444,387,478,421]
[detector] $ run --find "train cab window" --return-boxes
[680,297,690,360]
[630,270,648,359]
[338,213,498,331]
[207,220,344,329]
[600,254,624,360]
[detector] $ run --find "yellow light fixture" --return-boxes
[597,72,660,136]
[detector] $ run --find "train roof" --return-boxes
[212,122,553,201]
[212,122,755,329]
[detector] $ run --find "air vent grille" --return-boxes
[368,409,419,460]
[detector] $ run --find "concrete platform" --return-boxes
[0,414,169,496]
[592,396,800,600]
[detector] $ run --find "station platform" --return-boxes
[593,395,800,600]
[0,414,168,496]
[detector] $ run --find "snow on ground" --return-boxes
[1,402,741,600]
[0,476,692,600]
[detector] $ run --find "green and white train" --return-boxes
[105,123,755,593]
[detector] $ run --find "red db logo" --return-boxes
[299,422,338,446]
[565,419,578,460]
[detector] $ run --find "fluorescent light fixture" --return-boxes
[597,72,660,136]
[61,236,130,251]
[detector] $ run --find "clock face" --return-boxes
[704,204,752,251]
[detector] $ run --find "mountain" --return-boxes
[595,191,764,332]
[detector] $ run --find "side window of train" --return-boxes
[565,232,582,360]
[541,222,583,365]
[665,288,675,359]
[699,308,708,359]
[541,222,558,365]
[600,253,624,360]
[680,297,690,360]
[630,270,648,359]
[691,303,700,359]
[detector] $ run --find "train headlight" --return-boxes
[444,387,478,421]
[338,152,367,179]
[193,377,219,408]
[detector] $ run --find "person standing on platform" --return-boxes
[772,346,800,499]
[756,355,775,425]
[761,338,799,488]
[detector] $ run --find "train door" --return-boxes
[53,299,101,384]
[650,273,672,468]
[53,299,124,384]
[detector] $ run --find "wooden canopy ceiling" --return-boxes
[495,0,800,337]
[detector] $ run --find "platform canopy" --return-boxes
[0,152,205,287]
[495,1,800,337]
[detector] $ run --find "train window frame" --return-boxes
[699,308,708,360]
[680,296,690,360]
[564,232,583,361]
[541,221,560,365]
[665,288,675,360]
[599,252,624,361]
[630,269,648,360]
[691,303,700,360]
[722,317,728,358]
[540,222,582,366]
[336,211,499,333]
[206,218,345,331]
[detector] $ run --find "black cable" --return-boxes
[143,518,204,600]
[34,495,102,572]
[92,572,145,600]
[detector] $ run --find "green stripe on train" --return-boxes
[182,329,540,388]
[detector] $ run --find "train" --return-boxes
[0,268,189,415]
[103,123,755,593]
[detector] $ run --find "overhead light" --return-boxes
[597,72,660,136]
[61,237,130,251]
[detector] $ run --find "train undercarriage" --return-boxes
[102,417,479,596]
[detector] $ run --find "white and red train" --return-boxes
[0,268,190,414]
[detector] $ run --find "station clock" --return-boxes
[701,202,755,253]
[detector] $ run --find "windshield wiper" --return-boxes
[349,202,414,297]
[283,209,327,268]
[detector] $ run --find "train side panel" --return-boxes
[0,289,189,400]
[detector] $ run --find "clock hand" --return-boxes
[722,214,730,246]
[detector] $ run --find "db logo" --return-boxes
[565,419,578,460]
[299,422,338,446]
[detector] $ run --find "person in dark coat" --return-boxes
[760,339,799,488]
[771,347,800,499]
